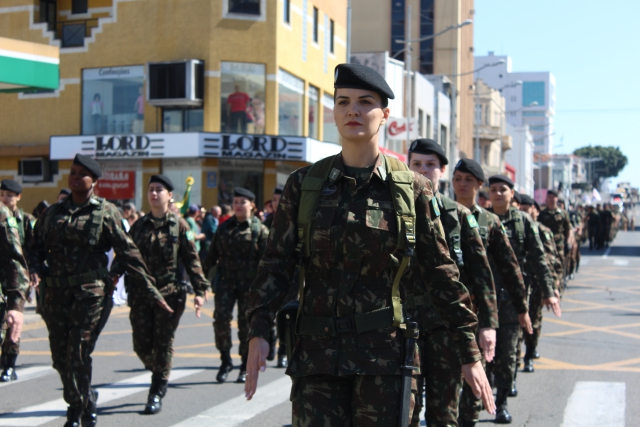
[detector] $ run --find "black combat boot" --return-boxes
[495,389,512,424]
[532,350,540,359]
[81,388,99,427]
[0,354,18,382]
[64,405,83,427]
[236,355,247,383]
[508,382,518,397]
[144,376,168,415]
[523,347,535,373]
[216,351,233,383]
[267,329,277,362]
[277,343,288,368]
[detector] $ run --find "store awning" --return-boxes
[0,37,59,93]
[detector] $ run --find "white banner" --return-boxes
[386,117,418,140]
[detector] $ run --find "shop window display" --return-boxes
[278,69,304,136]
[221,62,266,134]
[308,85,319,139]
[322,93,339,144]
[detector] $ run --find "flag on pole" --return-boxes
[174,176,195,214]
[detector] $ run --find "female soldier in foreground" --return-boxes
[31,155,172,427]
[111,174,209,415]
[244,63,495,426]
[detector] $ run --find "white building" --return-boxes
[474,52,556,155]
[505,123,535,196]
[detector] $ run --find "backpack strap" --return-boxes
[440,196,463,267]
[75,197,107,273]
[476,206,489,248]
[169,212,181,270]
[16,208,26,246]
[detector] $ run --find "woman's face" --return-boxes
[333,88,389,143]
[233,196,253,220]
[148,183,172,209]
[68,164,95,193]
[489,183,513,209]
[452,170,483,200]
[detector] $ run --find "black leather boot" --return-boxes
[64,405,83,427]
[0,354,17,382]
[267,328,277,362]
[236,355,247,383]
[533,350,540,359]
[81,388,98,427]
[523,347,535,373]
[495,388,512,424]
[508,382,518,397]
[216,351,233,383]
[144,377,167,415]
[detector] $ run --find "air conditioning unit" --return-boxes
[19,158,50,182]
[147,59,204,107]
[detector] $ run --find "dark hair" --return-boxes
[333,90,388,108]
[93,93,101,100]
[407,151,444,168]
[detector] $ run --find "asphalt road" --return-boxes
[1,213,639,427]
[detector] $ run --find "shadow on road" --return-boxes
[97,402,141,415]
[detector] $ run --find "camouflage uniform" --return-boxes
[203,215,269,366]
[1,208,35,374]
[247,154,480,427]
[458,205,528,424]
[587,209,601,249]
[111,211,209,381]
[407,195,496,427]
[0,201,30,362]
[31,195,163,410]
[487,207,553,397]
[538,207,572,280]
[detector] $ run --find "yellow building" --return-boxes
[0,0,347,212]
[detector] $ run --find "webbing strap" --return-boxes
[16,209,25,246]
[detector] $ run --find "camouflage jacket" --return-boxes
[406,195,497,331]
[471,205,528,315]
[537,223,564,291]
[538,207,571,253]
[0,202,30,311]
[247,154,480,378]
[492,207,555,300]
[13,208,35,273]
[111,211,209,297]
[31,195,162,302]
[203,215,270,281]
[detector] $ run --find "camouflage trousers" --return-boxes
[568,242,581,275]
[214,279,251,358]
[524,284,544,353]
[487,299,520,391]
[129,292,185,381]
[292,374,415,427]
[410,327,461,427]
[41,282,106,407]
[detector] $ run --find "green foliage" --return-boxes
[574,145,628,183]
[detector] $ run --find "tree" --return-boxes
[574,145,628,188]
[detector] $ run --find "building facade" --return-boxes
[0,0,347,211]
[473,79,509,178]
[505,123,535,197]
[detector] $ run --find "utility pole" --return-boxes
[405,4,412,151]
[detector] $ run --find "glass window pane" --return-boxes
[278,69,304,136]
[185,109,204,132]
[82,66,145,135]
[228,0,260,15]
[162,110,183,132]
[221,62,266,134]
[322,93,339,143]
[308,85,319,139]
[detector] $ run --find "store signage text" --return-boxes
[89,135,164,158]
[203,134,303,160]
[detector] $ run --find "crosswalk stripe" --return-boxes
[0,365,54,389]
[170,376,292,427]
[0,368,204,426]
[561,381,625,427]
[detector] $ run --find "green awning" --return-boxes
[0,37,59,93]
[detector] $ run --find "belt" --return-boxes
[45,268,108,288]
[404,293,429,310]
[297,306,394,337]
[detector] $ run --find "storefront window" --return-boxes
[162,109,204,132]
[218,159,264,208]
[278,69,304,136]
[322,93,339,144]
[82,65,145,135]
[221,62,266,134]
[308,85,319,139]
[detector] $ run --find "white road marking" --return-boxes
[0,365,54,389]
[603,247,612,258]
[613,259,629,266]
[170,376,292,427]
[0,368,204,426]
[561,381,625,427]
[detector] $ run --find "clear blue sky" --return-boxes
[474,0,639,188]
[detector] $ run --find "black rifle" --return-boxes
[399,321,419,426]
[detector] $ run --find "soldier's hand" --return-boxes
[462,360,495,415]
[245,337,269,400]
[6,310,24,343]
[518,312,533,335]
[544,297,562,317]
[478,328,496,363]
[112,275,120,288]
[29,273,40,288]
[157,299,174,313]
[554,289,561,299]
[194,295,205,318]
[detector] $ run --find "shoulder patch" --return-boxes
[431,197,441,217]
[467,214,479,229]
[7,217,18,228]
[186,230,195,241]
[531,223,539,235]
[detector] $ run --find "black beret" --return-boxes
[519,194,536,206]
[149,174,174,191]
[273,185,284,195]
[334,63,395,100]
[478,191,489,199]
[59,188,71,196]
[513,191,522,204]
[1,179,22,194]
[234,187,255,201]
[408,139,448,165]
[454,158,484,181]
[547,189,559,197]
[488,174,514,189]
[73,154,102,178]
